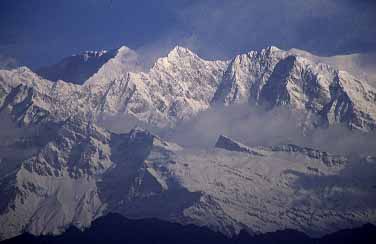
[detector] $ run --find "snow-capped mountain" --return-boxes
[1,46,228,128]
[3,45,376,130]
[84,46,228,126]
[0,45,376,240]
[213,47,376,131]
[36,49,117,84]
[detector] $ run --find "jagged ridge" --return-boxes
[2,45,376,130]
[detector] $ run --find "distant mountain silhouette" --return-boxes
[2,213,376,244]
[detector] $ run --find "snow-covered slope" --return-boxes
[0,119,375,240]
[0,67,94,126]
[0,113,108,239]
[288,48,376,86]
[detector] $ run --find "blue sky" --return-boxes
[0,0,375,68]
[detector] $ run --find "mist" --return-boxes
[166,105,376,156]
[100,104,376,157]
[0,54,17,70]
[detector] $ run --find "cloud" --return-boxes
[0,54,17,70]
[160,104,376,157]
[101,103,376,157]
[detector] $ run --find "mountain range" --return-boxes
[0,45,375,241]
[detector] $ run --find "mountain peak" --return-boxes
[167,46,197,59]
[151,45,206,70]
[264,45,282,53]
[116,45,135,56]
[36,48,118,84]
[77,50,109,61]
[215,135,264,156]
[117,45,131,51]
